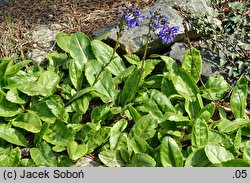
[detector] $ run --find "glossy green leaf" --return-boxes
[185,147,212,167]
[0,98,22,117]
[67,141,88,161]
[91,39,125,76]
[69,59,83,91]
[12,112,42,133]
[196,103,215,122]
[243,140,250,161]
[192,118,208,149]
[204,144,234,164]
[163,112,190,122]
[55,32,71,53]
[30,101,56,123]
[142,74,163,90]
[129,136,152,155]
[234,128,242,152]
[43,121,73,146]
[127,105,141,122]
[0,147,21,167]
[47,52,68,70]
[34,123,49,145]
[30,141,57,167]
[120,68,141,106]
[93,69,117,101]
[110,119,128,150]
[130,153,156,167]
[98,150,123,167]
[230,77,248,118]
[68,32,93,66]
[208,130,233,148]
[160,56,179,72]
[6,89,25,104]
[169,68,202,118]
[161,74,178,96]
[142,89,175,121]
[200,75,229,100]
[124,54,140,65]
[0,124,28,147]
[160,136,184,167]
[87,127,111,153]
[129,114,158,140]
[219,159,250,167]
[71,94,91,114]
[218,118,250,133]
[85,59,102,86]
[5,60,31,76]
[45,97,69,123]
[182,47,202,82]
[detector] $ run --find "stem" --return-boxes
[92,16,125,86]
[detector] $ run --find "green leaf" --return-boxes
[200,75,230,100]
[91,39,125,76]
[208,130,233,149]
[169,68,202,118]
[129,114,158,140]
[234,128,242,153]
[45,96,69,123]
[127,105,141,122]
[129,136,152,155]
[30,141,57,167]
[160,56,179,72]
[0,98,22,117]
[163,112,190,122]
[7,147,21,167]
[161,74,178,96]
[93,69,117,102]
[6,89,25,104]
[142,89,175,121]
[124,54,140,65]
[192,118,208,149]
[71,94,91,114]
[30,101,56,123]
[160,136,184,167]
[217,118,250,133]
[5,60,32,76]
[55,32,71,53]
[68,32,93,66]
[130,153,156,167]
[230,77,248,118]
[120,68,141,106]
[110,119,128,150]
[185,147,211,167]
[204,144,234,164]
[85,59,102,86]
[69,59,83,91]
[87,127,111,153]
[182,47,202,82]
[98,150,123,167]
[243,140,250,161]
[43,121,73,146]
[12,111,42,133]
[67,141,88,161]
[196,103,215,122]
[0,124,28,147]
[219,159,250,167]
[47,52,68,70]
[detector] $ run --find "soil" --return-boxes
[0,0,156,58]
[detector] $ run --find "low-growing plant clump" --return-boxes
[0,3,249,167]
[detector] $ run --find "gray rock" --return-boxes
[93,0,214,55]
[169,42,220,77]
[27,23,62,65]
[74,157,100,167]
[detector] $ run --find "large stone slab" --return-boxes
[93,0,214,55]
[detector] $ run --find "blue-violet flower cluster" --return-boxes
[150,10,179,43]
[119,5,146,28]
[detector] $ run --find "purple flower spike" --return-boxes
[158,26,179,43]
[119,5,146,28]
